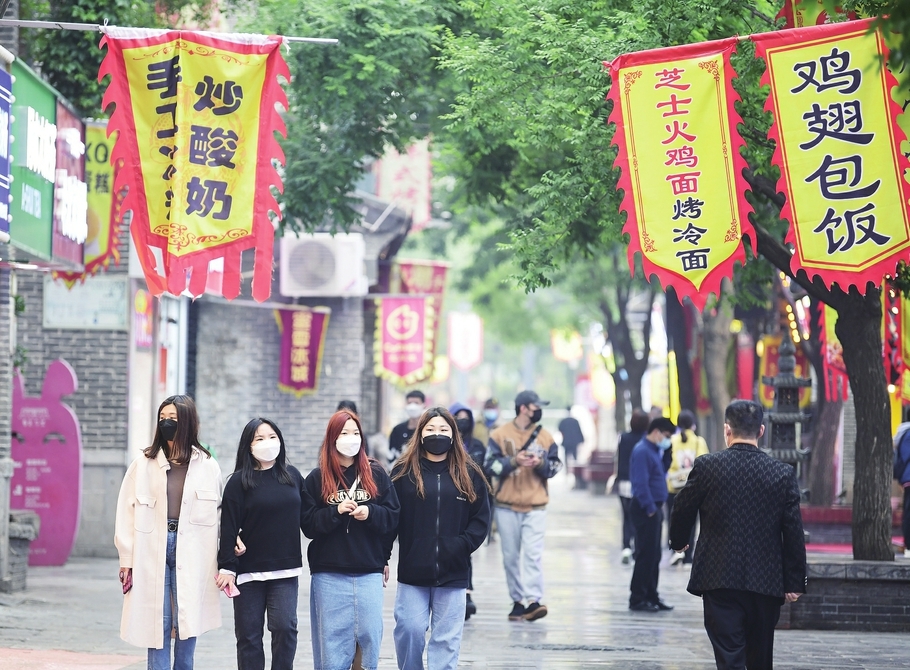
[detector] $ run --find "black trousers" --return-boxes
[619,495,635,551]
[703,589,782,670]
[629,500,662,605]
[903,486,910,551]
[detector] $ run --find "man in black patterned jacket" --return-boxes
[669,399,807,670]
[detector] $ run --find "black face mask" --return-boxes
[455,418,472,435]
[159,418,178,442]
[422,434,453,455]
[530,408,543,424]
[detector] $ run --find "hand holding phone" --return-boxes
[119,568,132,594]
[225,581,240,598]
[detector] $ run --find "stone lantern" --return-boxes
[760,334,811,474]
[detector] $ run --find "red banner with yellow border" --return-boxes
[775,0,858,29]
[53,123,125,287]
[374,296,436,386]
[758,334,811,408]
[99,28,288,301]
[752,20,910,292]
[607,38,754,310]
[275,308,331,397]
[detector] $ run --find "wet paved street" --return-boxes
[1,474,908,669]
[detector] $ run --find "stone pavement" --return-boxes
[1,474,909,669]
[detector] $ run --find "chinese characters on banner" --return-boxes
[374,296,436,385]
[752,20,910,290]
[373,139,432,232]
[99,28,289,301]
[276,308,331,396]
[758,335,811,408]
[607,39,754,309]
[54,123,125,287]
[396,258,448,364]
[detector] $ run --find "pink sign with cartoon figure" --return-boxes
[11,359,83,565]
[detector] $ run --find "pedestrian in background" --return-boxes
[336,399,359,415]
[615,409,649,565]
[485,390,562,622]
[216,418,306,670]
[388,390,426,468]
[390,407,490,670]
[893,417,910,558]
[450,402,489,620]
[557,407,585,472]
[666,410,708,566]
[115,395,222,670]
[473,397,500,449]
[302,410,400,670]
[670,400,807,669]
[628,416,676,612]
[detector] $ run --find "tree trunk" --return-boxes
[835,289,893,561]
[666,287,696,412]
[702,280,734,452]
[613,374,628,433]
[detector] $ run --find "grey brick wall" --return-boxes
[360,305,380,435]
[193,296,365,475]
[841,392,856,502]
[0,1,18,56]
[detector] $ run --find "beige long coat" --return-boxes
[114,446,223,648]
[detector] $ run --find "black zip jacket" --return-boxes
[301,461,400,575]
[390,457,491,588]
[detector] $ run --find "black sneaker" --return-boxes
[629,601,659,612]
[508,601,526,620]
[465,594,477,621]
[522,601,548,621]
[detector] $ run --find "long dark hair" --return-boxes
[677,409,696,443]
[144,395,208,463]
[391,406,488,502]
[318,411,378,501]
[233,417,294,490]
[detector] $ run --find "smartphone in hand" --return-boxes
[122,571,133,594]
[225,582,240,598]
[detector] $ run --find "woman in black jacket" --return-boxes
[390,407,490,670]
[615,409,649,564]
[216,418,306,670]
[301,410,400,670]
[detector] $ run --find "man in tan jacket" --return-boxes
[485,390,562,622]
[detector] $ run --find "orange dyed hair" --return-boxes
[318,410,378,501]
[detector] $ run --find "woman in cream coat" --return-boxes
[115,395,223,670]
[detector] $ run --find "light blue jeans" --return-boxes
[310,572,384,670]
[393,583,466,670]
[495,507,547,603]
[148,525,197,670]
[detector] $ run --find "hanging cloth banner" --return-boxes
[820,304,848,401]
[752,20,910,292]
[775,0,858,29]
[53,122,125,287]
[99,27,289,301]
[275,307,331,397]
[758,334,812,409]
[606,38,755,310]
[374,296,436,386]
[395,259,448,362]
[884,285,902,394]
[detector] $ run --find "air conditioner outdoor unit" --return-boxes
[279,233,369,297]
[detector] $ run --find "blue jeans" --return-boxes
[393,584,465,670]
[233,577,298,670]
[148,526,197,670]
[310,572,384,670]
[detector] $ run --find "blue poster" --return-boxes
[0,68,11,235]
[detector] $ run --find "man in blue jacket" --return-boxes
[628,416,676,612]
[895,420,910,558]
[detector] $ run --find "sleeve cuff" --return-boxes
[219,568,236,576]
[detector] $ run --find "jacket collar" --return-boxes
[155,445,200,469]
[728,442,761,452]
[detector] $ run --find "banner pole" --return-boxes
[0,18,338,43]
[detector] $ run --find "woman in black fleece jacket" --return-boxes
[389,407,490,670]
[301,410,399,670]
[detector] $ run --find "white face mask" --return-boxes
[336,435,362,457]
[251,438,281,463]
[405,403,423,419]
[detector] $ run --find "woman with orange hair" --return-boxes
[301,410,400,670]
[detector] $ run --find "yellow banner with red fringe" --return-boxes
[99,28,289,301]
[606,38,754,310]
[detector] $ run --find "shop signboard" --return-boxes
[10,60,57,260]
[0,66,11,236]
[52,101,87,267]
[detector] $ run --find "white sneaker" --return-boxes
[621,548,633,564]
[904,549,910,558]
[670,551,686,566]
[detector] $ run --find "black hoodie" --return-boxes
[390,457,490,588]
[301,461,400,574]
